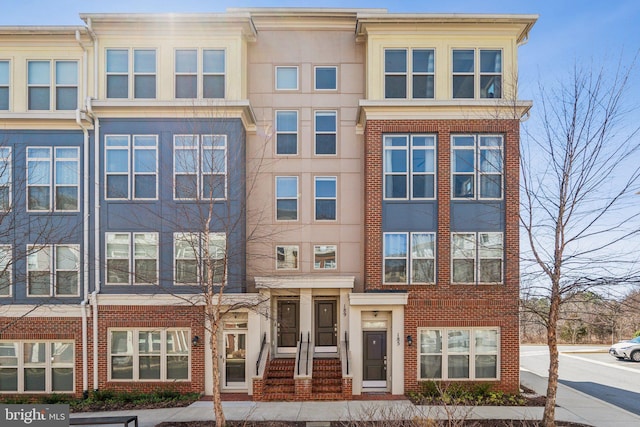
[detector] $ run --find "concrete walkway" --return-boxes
[71,370,640,426]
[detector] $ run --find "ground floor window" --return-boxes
[109,328,190,381]
[418,328,499,380]
[0,340,74,392]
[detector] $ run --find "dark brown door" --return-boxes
[277,300,299,348]
[363,331,386,381]
[315,300,337,347]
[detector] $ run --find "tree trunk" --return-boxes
[543,287,561,427]
[210,319,225,426]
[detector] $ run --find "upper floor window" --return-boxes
[452,49,502,99]
[106,232,158,285]
[314,245,336,270]
[173,135,227,200]
[384,49,434,99]
[27,147,80,212]
[275,66,298,90]
[276,245,299,270]
[275,111,298,155]
[28,60,77,110]
[384,135,436,200]
[275,176,298,221]
[175,49,225,99]
[315,111,337,155]
[0,147,11,211]
[452,135,503,200]
[106,49,156,99]
[384,232,435,284]
[105,135,157,200]
[315,66,337,90]
[314,176,337,221]
[0,245,11,296]
[452,232,503,284]
[0,340,74,392]
[0,60,9,110]
[109,329,189,381]
[419,328,499,380]
[174,232,226,285]
[26,244,80,296]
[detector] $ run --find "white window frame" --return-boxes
[383,232,408,284]
[275,66,298,90]
[410,232,436,284]
[0,244,12,297]
[173,232,226,286]
[202,49,225,99]
[0,340,75,393]
[27,147,80,212]
[452,49,503,99]
[54,60,79,110]
[173,134,227,201]
[174,49,225,99]
[276,245,299,270]
[26,244,80,297]
[0,60,9,110]
[275,176,298,221]
[451,134,503,200]
[314,110,337,156]
[275,110,298,155]
[105,232,158,286]
[106,49,129,99]
[105,135,158,200]
[384,49,436,100]
[417,327,500,381]
[108,328,191,382]
[106,48,156,99]
[451,232,503,285]
[314,244,337,270]
[314,176,337,221]
[175,49,197,98]
[479,49,502,99]
[27,60,51,110]
[0,147,11,211]
[383,134,436,200]
[384,232,436,285]
[314,66,337,91]
[133,49,157,99]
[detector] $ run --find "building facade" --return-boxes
[0,9,535,399]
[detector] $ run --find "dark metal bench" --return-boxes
[69,415,138,427]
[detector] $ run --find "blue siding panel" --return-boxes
[382,201,437,232]
[450,201,504,231]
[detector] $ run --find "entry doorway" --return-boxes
[314,299,337,352]
[277,299,299,353]
[363,330,387,388]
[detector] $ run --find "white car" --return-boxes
[609,336,640,362]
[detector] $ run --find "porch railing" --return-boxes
[256,332,267,376]
[296,332,312,376]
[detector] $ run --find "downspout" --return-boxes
[92,291,99,391]
[80,301,88,397]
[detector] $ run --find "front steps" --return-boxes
[312,358,343,400]
[262,358,296,401]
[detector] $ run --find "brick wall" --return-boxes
[364,119,521,393]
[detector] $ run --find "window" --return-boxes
[174,232,226,285]
[27,147,80,211]
[107,49,156,99]
[276,245,298,270]
[275,111,298,155]
[418,328,499,380]
[0,341,74,393]
[384,135,436,200]
[315,66,337,90]
[275,66,298,90]
[314,245,336,270]
[315,111,337,155]
[314,177,336,221]
[175,49,225,99]
[0,60,9,110]
[106,233,158,285]
[109,329,189,381]
[384,232,435,284]
[174,135,227,200]
[452,232,503,284]
[276,176,298,221]
[134,50,156,99]
[0,245,11,296]
[0,147,11,211]
[26,245,80,296]
[385,49,434,99]
[28,60,78,110]
[105,135,158,200]
[27,61,49,110]
[453,49,502,99]
[452,134,503,199]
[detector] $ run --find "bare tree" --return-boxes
[520,55,640,426]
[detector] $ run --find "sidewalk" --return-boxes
[71,370,640,427]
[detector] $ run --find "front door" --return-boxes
[277,299,299,351]
[223,331,246,387]
[363,331,387,388]
[315,300,337,352]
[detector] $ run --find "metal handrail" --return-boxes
[296,332,303,375]
[344,331,349,375]
[305,331,310,375]
[256,332,267,376]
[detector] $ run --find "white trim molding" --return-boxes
[254,275,355,290]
